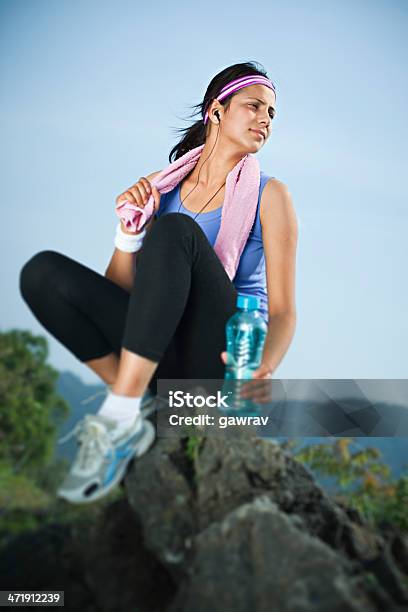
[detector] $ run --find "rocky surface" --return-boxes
[1,403,408,611]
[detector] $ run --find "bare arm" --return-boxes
[259,179,298,375]
[105,170,162,293]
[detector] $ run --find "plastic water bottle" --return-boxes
[221,294,267,413]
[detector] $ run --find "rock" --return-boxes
[123,432,408,610]
[125,436,196,580]
[2,424,407,611]
[391,533,408,575]
[0,521,96,611]
[75,497,176,611]
[342,521,384,561]
[170,496,373,612]
[0,498,175,612]
[362,546,408,606]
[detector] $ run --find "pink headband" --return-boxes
[203,74,276,125]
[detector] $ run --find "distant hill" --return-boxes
[54,370,106,461]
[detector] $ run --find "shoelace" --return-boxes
[75,421,113,471]
[58,414,114,471]
[58,413,112,445]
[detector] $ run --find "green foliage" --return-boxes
[0,460,51,510]
[0,327,131,552]
[0,480,126,549]
[184,431,204,463]
[387,475,408,531]
[0,458,51,545]
[285,438,408,533]
[0,328,77,547]
[0,328,69,469]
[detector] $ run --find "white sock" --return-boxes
[97,391,143,438]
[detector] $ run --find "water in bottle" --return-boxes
[221,294,267,415]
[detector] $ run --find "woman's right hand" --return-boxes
[116,177,161,233]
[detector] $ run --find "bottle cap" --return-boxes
[236,294,261,311]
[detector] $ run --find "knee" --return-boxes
[152,212,199,236]
[19,250,63,303]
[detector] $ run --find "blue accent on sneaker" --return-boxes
[103,444,135,486]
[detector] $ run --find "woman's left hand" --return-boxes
[220,352,273,403]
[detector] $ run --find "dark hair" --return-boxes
[168,61,274,162]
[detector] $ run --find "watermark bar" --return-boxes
[154,379,408,438]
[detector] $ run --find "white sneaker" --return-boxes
[57,413,155,504]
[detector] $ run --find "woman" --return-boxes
[19,61,298,504]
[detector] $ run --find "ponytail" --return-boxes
[169,118,207,163]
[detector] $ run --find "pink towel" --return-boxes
[115,144,260,281]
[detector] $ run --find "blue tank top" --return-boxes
[156,171,272,324]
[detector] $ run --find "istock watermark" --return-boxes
[168,390,232,409]
[156,378,275,438]
[155,378,408,439]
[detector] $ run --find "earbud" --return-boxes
[214,110,220,122]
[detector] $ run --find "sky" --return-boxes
[1,0,407,384]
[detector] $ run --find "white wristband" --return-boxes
[114,223,147,253]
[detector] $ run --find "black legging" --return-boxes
[19,213,238,395]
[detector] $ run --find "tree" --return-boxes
[285,437,408,533]
[0,329,69,471]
